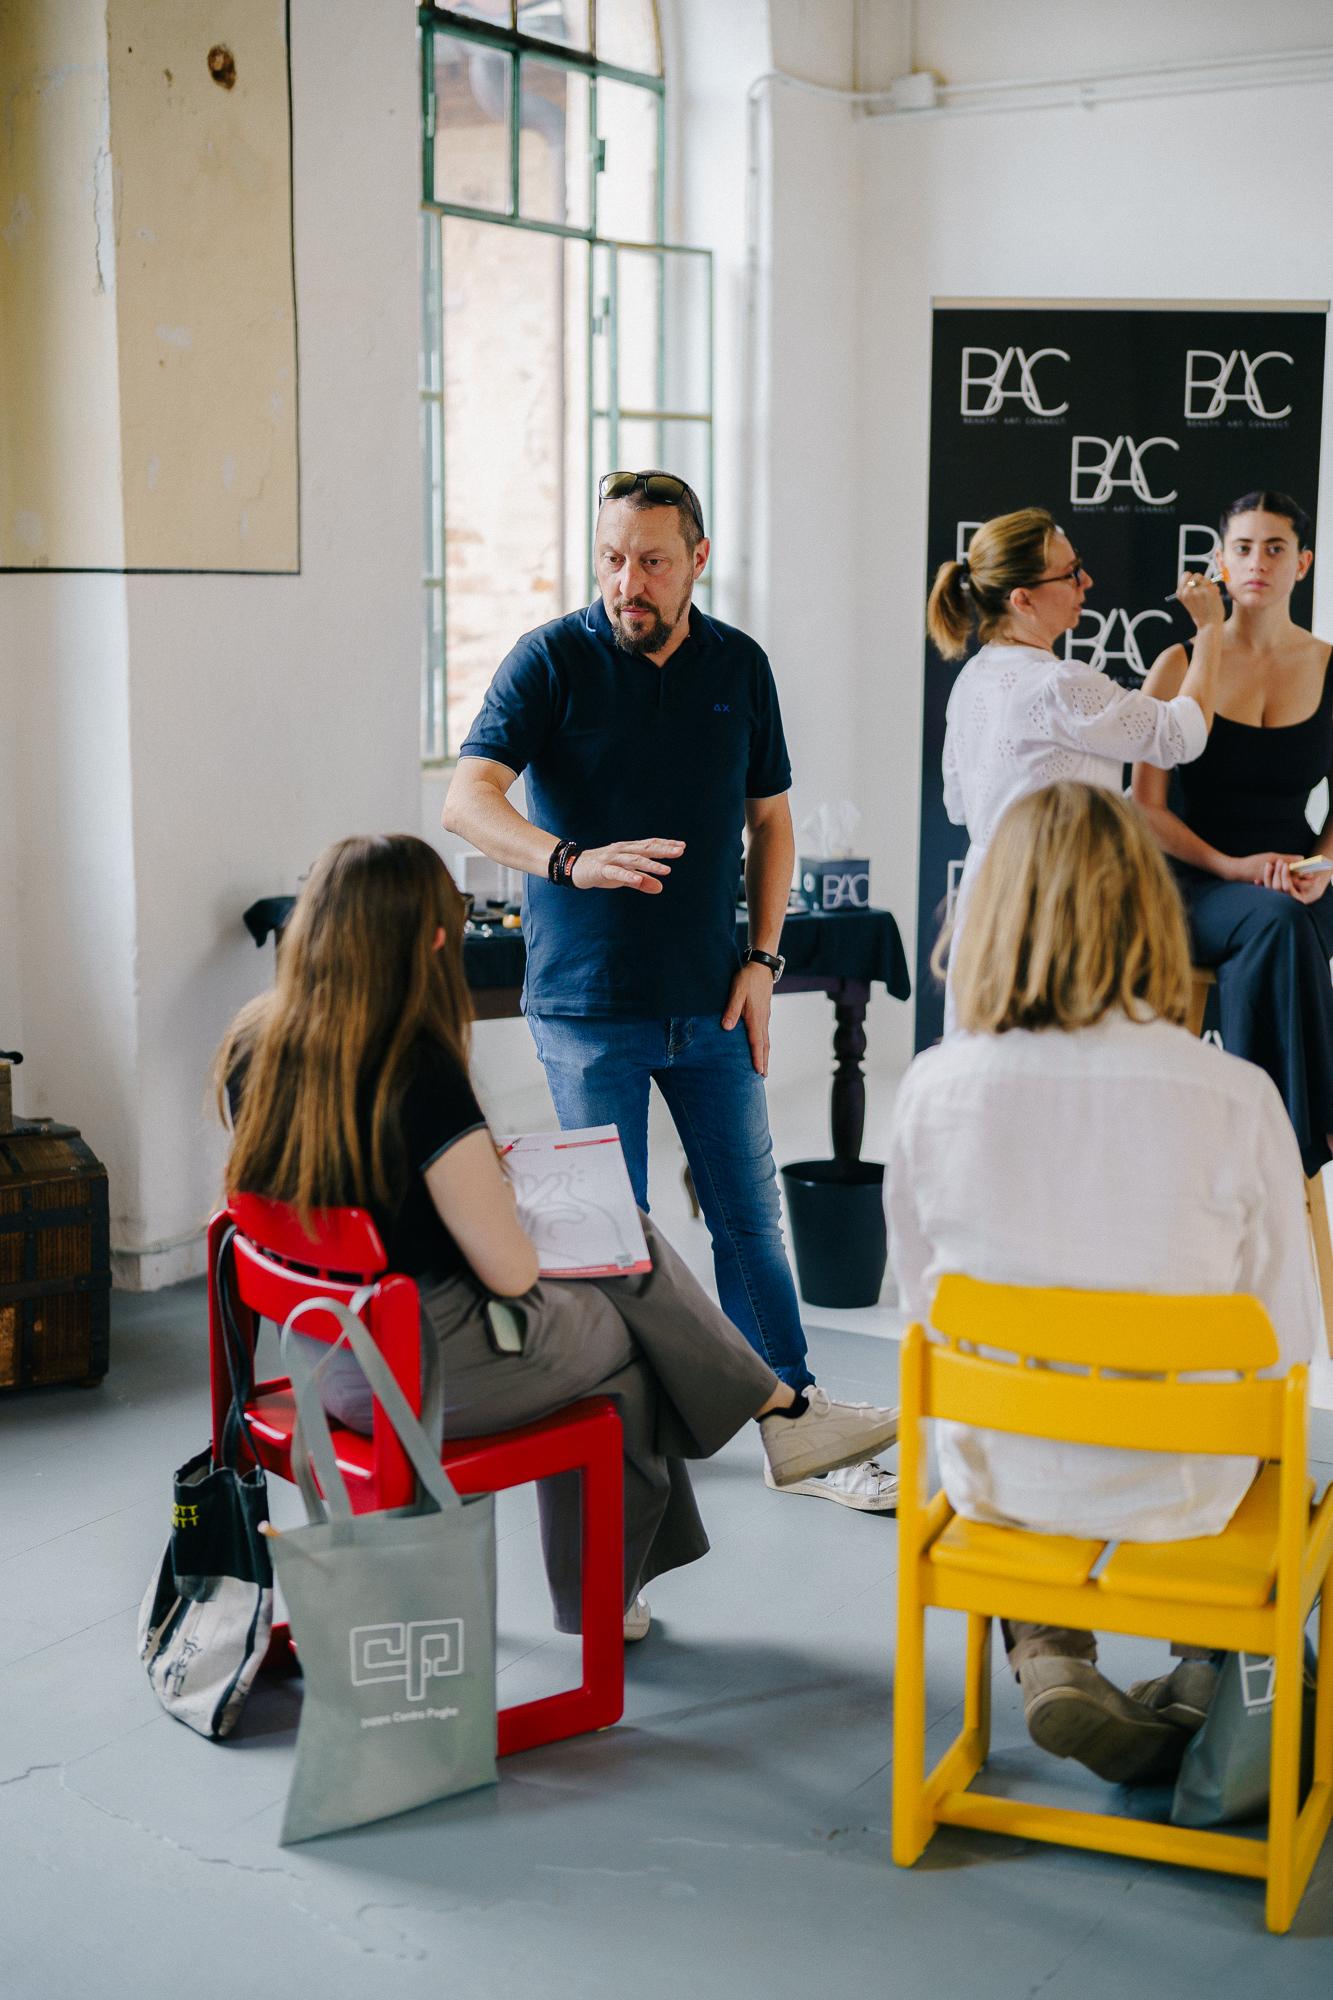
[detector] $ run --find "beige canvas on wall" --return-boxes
[0,0,299,573]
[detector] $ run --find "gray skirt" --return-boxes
[290,1213,777,1630]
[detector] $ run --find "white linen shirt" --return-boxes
[942,642,1207,857]
[887,1014,1318,1543]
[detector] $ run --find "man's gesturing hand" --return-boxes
[569,838,685,893]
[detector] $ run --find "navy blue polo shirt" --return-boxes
[459,598,792,1019]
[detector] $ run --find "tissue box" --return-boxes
[799,857,870,913]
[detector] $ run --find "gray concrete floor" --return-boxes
[3,1279,1332,1999]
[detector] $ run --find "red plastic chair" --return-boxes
[207,1194,625,1757]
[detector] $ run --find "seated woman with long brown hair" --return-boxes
[887,783,1318,1784]
[217,834,899,1641]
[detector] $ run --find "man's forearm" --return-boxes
[442,766,557,876]
[745,819,795,954]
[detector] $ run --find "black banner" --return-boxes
[915,300,1327,1049]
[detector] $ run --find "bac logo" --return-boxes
[350,1619,464,1702]
[1178,522,1221,574]
[1070,435,1178,507]
[172,1503,201,1530]
[1063,605,1173,678]
[822,871,869,911]
[960,346,1070,417]
[956,521,982,562]
[1185,349,1293,421]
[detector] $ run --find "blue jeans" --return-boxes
[527,1012,813,1390]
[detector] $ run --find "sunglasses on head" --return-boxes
[598,469,706,538]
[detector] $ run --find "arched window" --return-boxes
[419,3,713,761]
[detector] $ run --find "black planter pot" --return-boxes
[779,1158,887,1309]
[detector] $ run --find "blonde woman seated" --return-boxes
[886,783,1318,1784]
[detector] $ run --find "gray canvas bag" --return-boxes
[1170,1644,1317,1829]
[273,1294,497,1846]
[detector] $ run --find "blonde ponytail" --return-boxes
[926,508,1058,659]
[926,559,974,660]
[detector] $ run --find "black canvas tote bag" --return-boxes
[138,1226,273,1738]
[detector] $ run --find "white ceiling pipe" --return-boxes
[870,45,1333,120]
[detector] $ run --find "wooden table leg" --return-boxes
[831,981,870,1164]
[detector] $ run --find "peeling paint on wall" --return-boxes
[91,117,116,295]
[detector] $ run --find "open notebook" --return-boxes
[499,1126,651,1280]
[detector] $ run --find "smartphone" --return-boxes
[484,1296,528,1354]
[1290,856,1333,878]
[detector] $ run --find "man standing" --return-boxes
[444,470,895,1510]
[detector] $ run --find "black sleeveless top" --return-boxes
[1172,655,1333,857]
[227,1040,487,1283]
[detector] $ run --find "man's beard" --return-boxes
[610,584,692,656]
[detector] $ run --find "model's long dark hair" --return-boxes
[215,835,471,1220]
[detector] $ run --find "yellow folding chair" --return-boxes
[892,1276,1333,1933]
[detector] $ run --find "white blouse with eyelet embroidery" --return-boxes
[941,642,1206,855]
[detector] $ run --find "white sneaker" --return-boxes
[623,1595,652,1642]
[763,1457,897,1512]
[759,1385,899,1488]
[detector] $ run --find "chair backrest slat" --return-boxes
[227,1191,387,1277]
[922,1340,1286,1458]
[211,1204,423,1512]
[931,1273,1277,1373]
[231,1234,367,1339]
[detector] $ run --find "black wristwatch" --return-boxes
[743,947,786,983]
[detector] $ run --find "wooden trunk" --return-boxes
[0,1120,110,1389]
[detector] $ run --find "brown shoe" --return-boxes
[1018,1657,1188,1785]
[1126,1659,1219,1735]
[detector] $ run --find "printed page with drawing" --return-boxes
[500,1126,651,1279]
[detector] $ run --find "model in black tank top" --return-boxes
[1168,652,1333,1177]
[1172,657,1333,859]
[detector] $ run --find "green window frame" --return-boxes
[418,3,714,764]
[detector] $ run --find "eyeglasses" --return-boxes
[1029,558,1089,589]
[598,469,706,538]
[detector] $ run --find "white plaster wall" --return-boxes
[0,738,22,1078]
[0,8,138,1203]
[3,581,139,1225]
[664,0,772,622]
[0,0,423,1283]
[857,73,1333,1068]
[113,0,423,1282]
[912,0,1333,84]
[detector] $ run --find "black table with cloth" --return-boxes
[242,900,910,1165]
